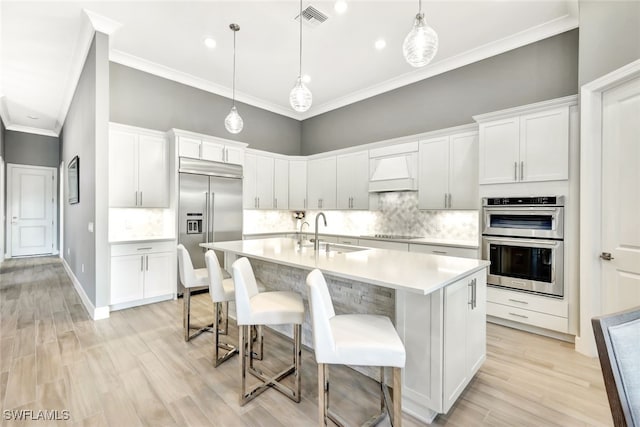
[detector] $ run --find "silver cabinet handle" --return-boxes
[508,298,529,305]
[600,252,614,261]
[145,255,149,271]
[140,255,144,272]
[514,162,518,181]
[432,250,447,255]
[468,280,474,307]
[274,198,277,209]
[520,161,524,181]
[444,193,448,208]
[140,191,143,206]
[136,247,152,251]
[509,312,528,319]
[449,193,452,209]
[473,278,477,309]
[254,197,257,209]
[257,197,260,208]
[135,191,138,206]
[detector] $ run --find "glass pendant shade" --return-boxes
[289,77,312,112]
[403,13,438,68]
[224,106,243,134]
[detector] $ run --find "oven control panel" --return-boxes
[483,196,564,206]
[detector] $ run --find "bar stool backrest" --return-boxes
[177,244,196,287]
[232,257,260,325]
[205,250,227,302]
[306,269,337,363]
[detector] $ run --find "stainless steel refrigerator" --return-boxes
[178,157,243,292]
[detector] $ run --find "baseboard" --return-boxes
[487,315,574,343]
[110,294,174,311]
[61,258,110,320]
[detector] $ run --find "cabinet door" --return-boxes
[178,136,201,158]
[255,155,274,209]
[449,132,478,209]
[337,152,369,210]
[289,160,307,210]
[111,255,144,304]
[109,129,138,207]
[138,134,169,208]
[273,158,289,210]
[478,118,519,184]
[520,107,569,182]
[443,277,471,413]
[466,272,486,376]
[144,252,174,298]
[201,140,225,162]
[243,154,257,209]
[225,146,245,166]
[308,157,336,210]
[418,137,449,209]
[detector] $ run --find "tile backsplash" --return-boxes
[244,192,478,241]
[109,208,175,241]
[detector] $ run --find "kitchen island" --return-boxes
[203,238,490,423]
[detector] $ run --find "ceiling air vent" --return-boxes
[294,5,329,28]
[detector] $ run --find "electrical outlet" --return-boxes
[67,248,70,255]
[81,264,84,273]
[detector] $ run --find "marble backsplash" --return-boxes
[244,192,478,241]
[109,208,175,241]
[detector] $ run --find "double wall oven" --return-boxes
[482,196,564,298]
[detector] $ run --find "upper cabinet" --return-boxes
[475,96,575,185]
[109,123,169,208]
[172,129,247,166]
[307,156,337,210]
[289,160,307,210]
[336,151,369,210]
[244,152,274,209]
[273,158,289,210]
[419,130,478,210]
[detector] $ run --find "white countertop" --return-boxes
[243,231,479,249]
[203,238,489,295]
[109,236,176,244]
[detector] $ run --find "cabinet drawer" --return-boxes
[488,302,568,333]
[409,244,478,259]
[111,241,176,256]
[358,239,408,251]
[487,286,567,317]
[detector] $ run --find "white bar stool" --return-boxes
[177,244,212,342]
[205,250,238,367]
[232,257,304,406]
[306,269,406,427]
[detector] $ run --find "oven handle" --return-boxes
[484,208,561,214]
[482,236,561,247]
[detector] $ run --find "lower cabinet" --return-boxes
[396,269,487,422]
[358,239,409,251]
[409,243,478,259]
[110,241,176,309]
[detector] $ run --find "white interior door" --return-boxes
[601,76,640,314]
[9,165,56,257]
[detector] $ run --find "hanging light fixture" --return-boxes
[225,23,243,134]
[289,0,312,112]
[402,0,438,68]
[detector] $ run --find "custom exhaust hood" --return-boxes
[369,141,418,192]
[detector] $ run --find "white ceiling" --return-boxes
[0,1,579,137]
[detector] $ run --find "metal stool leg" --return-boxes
[184,287,214,342]
[213,302,237,367]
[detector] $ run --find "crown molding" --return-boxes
[0,96,11,129]
[109,50,302,121]
[5,124,59,138]
[472,94,578,123]
[298,13,579,120]
[83,9,122,35]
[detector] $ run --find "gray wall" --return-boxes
[578,0,640,85]
[61,35,98,306]
[4,130,59,167]
[1,120,5,158]
[301,30,579,154]
[109,63,302,155]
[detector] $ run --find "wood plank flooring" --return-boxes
[0,257,612,426]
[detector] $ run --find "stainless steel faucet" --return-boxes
[314,213,327,251]
[298,221,310,244]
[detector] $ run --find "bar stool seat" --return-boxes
[232,257,304,406]
[307,269,406,427]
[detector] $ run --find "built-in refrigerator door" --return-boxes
[179,173,209,271]
[208,175,243,270]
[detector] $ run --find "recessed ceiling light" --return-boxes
[375,39,387,50]
[27,115,39,120]
[334,0,348,14]
[302,74,312,84]
[203,37,217,49]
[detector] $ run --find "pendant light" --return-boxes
[225,23,243,134]
[402,0,438,68]
[289,0,312,112]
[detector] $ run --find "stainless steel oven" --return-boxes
[482,196,565,298]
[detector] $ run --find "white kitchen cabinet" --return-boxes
[244,153,274,209]
[336,151,369,210]
[409,243,478,259]
[289,160,307,210]
[173,129,247,166]
[307,157,337,210]
[476,102,570,185]
[418,131,478,210]
[358,239,408,251]
[273,158,289,210]
[110,241,176,309]
[443,270,486,412]
[109,124,169,208]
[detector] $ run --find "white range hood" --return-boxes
[369,141,418,193]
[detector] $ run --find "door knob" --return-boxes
[600,252,614,261]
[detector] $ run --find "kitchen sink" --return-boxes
[319,242,368,254]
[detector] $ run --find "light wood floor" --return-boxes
[0,257,612,426]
